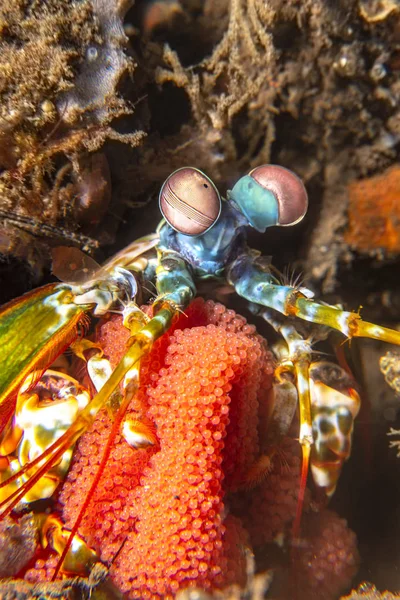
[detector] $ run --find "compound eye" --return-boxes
[159,167,221,236]
[249,164,308,226]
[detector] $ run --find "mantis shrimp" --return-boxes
[0,164,397,579]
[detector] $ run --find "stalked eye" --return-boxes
[228,164,308,233]
[159,167,221,236]
[249,164,308,226]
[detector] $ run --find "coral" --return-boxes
[0,1,97,138]
[344,166,400,255]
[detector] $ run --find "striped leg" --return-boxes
[255,307,313,537]
[229,254,400,344]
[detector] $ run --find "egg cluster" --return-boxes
[26,299,273,597]
[289,509,360,600]
[114,300,272,598]
[239,437,308,547]
[24,299,361,599]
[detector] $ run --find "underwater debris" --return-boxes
[0,514,37,578]
[0,561,114,600]
[387,427,400,457]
